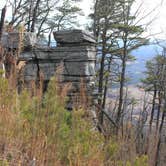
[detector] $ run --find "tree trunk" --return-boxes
[93,0,100,39]
[149,86,157,132]
[156,91,162,131]
[0,6,6,78]
[48,28,54,47]
[102,59,112,109]
[27,0,33,32]
[0,6,6,39]
[98,18,107,125]
[116,39,127,128]
[98,50,106,125]
[154,100,166,166]
[31,0,41,32]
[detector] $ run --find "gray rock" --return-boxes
[53,29,96,44]
[16,30,97,99]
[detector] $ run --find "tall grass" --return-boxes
[0,72,149,166]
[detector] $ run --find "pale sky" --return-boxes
[0,0,166,39]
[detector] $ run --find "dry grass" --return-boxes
[0,72,152,166]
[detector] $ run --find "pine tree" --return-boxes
[90,0,148,129]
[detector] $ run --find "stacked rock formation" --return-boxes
[1,30,97,106]
[19,30,97,100]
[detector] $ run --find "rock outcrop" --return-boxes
[1,30,97,107]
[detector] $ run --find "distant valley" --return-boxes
[127,43,163,84]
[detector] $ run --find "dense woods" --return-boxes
[0,0,166,165]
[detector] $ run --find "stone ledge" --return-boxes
[53,29,96,44]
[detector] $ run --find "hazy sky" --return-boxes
[0,0,166,39]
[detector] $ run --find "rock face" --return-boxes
[18,30,97,99]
